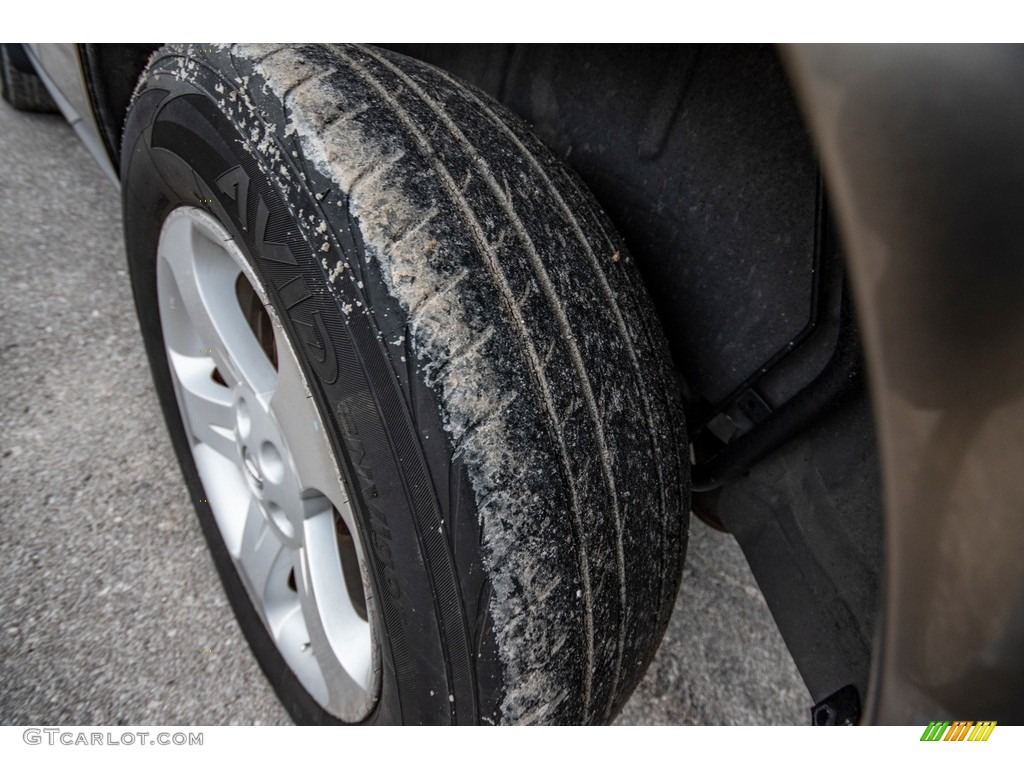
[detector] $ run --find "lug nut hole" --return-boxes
[260,441,285,484]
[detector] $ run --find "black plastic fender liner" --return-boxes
[691,296,863,491]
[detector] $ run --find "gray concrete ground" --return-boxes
[0,98,807,725]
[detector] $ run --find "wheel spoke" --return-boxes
[159,210,276,397]
[191,442,248,554]
[236,496,284,604]
[269,336,355,523]
[297,511,375,702]
[167,350,237,459]
[272,601,329,707]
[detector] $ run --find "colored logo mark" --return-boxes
[920,721,997,741]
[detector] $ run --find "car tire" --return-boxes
[0,44,57,113]
[121,43,689,725]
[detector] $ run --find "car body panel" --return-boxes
[785,43,1024,724]
[24,43,117,185]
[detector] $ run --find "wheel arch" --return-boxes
[79,43,161,177]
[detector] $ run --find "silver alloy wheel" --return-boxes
[156,206,380,722]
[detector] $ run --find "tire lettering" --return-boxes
[336,403,377,496]
[216,164,297,265]
[337,400,400,599]
[254,198,298,265]
[291,312,338,385]
[277,275,311,310]
[215,166,249,227]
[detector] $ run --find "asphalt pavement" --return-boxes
[0,98,807,726]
